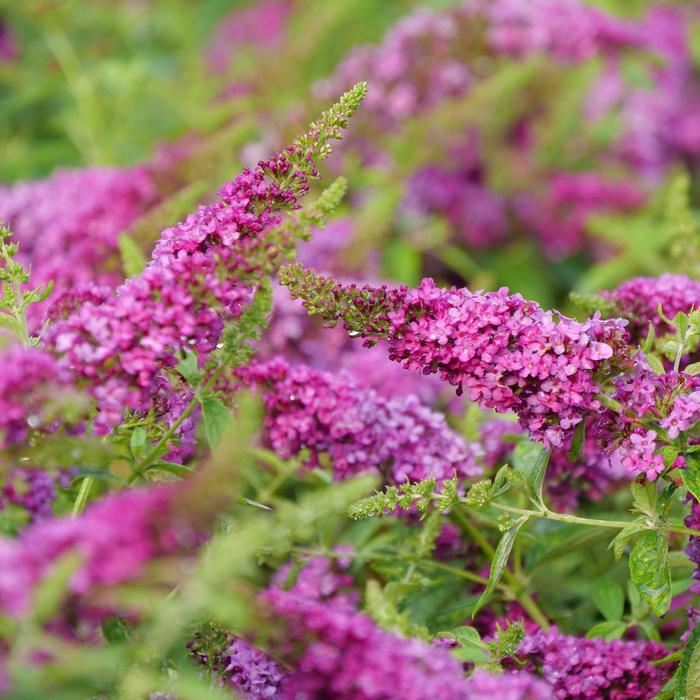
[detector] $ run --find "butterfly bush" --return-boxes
[1,467,76,523]
[38,85,366,434]
[282,269,628,447]
[6,5,700,696]
[188,633,284,699]
[239,358,481,483]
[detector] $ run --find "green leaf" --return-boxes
[201,395,233,449]
[117,233,147,277]
[682,455,700,504]
[472,516,528,618]
[567,420,585,462]
[609,520,650,561]
[510,439,551,507]
[440,626,490,664]
[652,676,675,700]
[101,616,130,645]
[675,623,700,700]
[592,578,624,621]
[685,362,700,376]
[586,620,627,641]
[631,481,658,518]
[176,349,201,385]
[130,427,147,457]
[145,461,193,477]
[646,353,666,375]
[629,530,671,617]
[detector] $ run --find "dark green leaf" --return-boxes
[592,578,624,621]
[472,516,527,618]
[201,395,232,449]
[682,455,700,504]
[629,530,671,617]
[675,623,700,700]
[101,616,130,645]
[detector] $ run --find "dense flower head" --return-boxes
[316,5,474,134]
[0,485,190,617]
[482,0,640,62]
[42,85,366,434]
[685,499,700,595]
[282,269,630,446]
[239,358,481,483]
[264,557,473,700]
[604,274,700,342]
[592,359,699,479]
[0,166,157,305]
[189,630,285,699]
[518,628,669,699]
[384,279,628,447]
[661,391,700,439]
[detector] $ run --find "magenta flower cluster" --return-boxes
[518,628,669,699]
[0,166,157,307]
[605,274,700,341]
[240,358,481,483]
[381,278,627,446]
[465,669,553,700]
[44,147,316,433]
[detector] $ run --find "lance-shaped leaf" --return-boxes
[472,516,528,618]
[629,530,671,617]
[201,395,233,449]
[511,439,551,507]
[682,454,700,504]
[674,623,700,700]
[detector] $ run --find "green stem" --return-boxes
[125,395,200,485]
[126,354,233,486]
[486,501,700,537]
[72,476,94,517]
